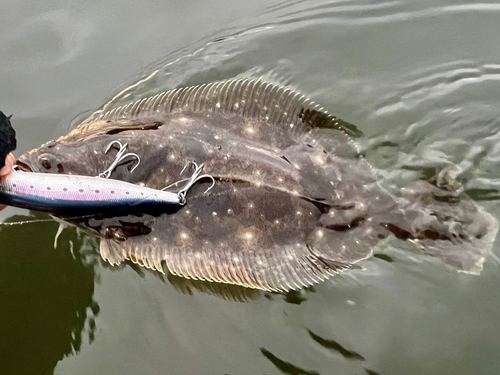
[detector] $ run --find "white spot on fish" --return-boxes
[212,212,217,216]
[214,135,220,140]
[180,232,188,239]
[317,230,324,238]
[215,102,221,108]
[169,136,173,140]
[314,155,326,165]
[227,209,232,214]
[296,211,302,215]
[245,127,255,134]
[274,220,279,224]
[153,237,158,241]
[244,232,253,239]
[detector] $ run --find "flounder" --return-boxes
[18,79,498,292]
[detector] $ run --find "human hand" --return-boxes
[0,152,15,211]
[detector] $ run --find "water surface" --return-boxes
[1,0,500,374]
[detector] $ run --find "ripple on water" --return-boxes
[345,59,497,200]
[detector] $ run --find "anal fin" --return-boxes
[101,235,351,292]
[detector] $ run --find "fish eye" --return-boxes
[38,153,54,170]
[41,159,52,169]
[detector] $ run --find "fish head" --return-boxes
[17,136,107,176]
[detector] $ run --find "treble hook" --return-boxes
[98,140,141,178]
[162,161,215,205]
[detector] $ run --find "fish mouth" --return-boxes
[15,160,34,172]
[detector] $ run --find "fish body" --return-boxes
[0,170,180,215]
[17,79,498,292]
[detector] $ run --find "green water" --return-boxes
[1,1,500,374]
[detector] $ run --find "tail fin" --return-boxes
[399,176,498,274]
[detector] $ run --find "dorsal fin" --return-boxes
[72,79,362,139]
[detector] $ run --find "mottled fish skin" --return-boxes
[19,79,498,291]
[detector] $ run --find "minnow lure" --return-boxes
[0,137,214,215]
[0,163,214,215]
[0,170,183,215]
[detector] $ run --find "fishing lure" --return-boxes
[0,142,215,215]
[0,170,182,215]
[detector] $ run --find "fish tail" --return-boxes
[396,178,498,274]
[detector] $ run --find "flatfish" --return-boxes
[18,79,498,291]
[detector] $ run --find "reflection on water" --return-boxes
[167,273,261,302]
[306,329,365,361]
[262,345,383,375]
[261,348,320,375]
[0,212,98,375]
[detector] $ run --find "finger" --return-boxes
[7,152,15,165]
